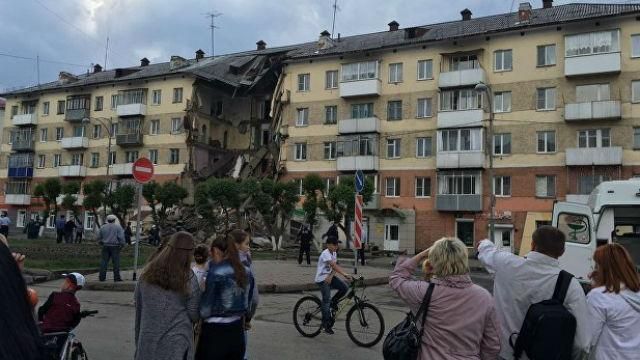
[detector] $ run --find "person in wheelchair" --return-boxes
[38,273,85,334]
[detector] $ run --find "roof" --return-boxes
[286,3,640,59]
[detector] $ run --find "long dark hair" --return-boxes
[211,232,248,288]
[0,243,44,360]
[140,232,194,295]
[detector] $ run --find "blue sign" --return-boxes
[355,170,365,193]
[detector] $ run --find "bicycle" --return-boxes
[292,276,385,347]
[42,310,98,360]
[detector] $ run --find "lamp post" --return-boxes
[474,82,496,244]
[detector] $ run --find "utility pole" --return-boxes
[206,12,222,56]
[331,0,339,39]
[474,82,496,244]
[104,37,109,70]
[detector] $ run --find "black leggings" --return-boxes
[195,320,245,360]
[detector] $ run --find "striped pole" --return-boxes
[354,194,363,274]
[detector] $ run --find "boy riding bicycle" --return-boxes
[315,236,352,335]
[38,273,85,333]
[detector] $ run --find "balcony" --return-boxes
[438,68,486,88]
[565,147,623,166]
[8,167,33,178]
[437,109,484,128]
[564,100,621,121]
[12,113,38,126]
[65,108,90,122]
[56,194,85,206]
[339,79,381,98]
[11,139,35,151]
[5,194,31,205]
[110,163,133,176]
[564,52,621,77]
[437,151,485,169]
[58,165,87,177]
[117,103,147,117]
[436,194,482,212]
[338,117,380,134]
[363,193,380,210]
[61,136,89,149]
[116,133,144,147]
[336,155,379,171]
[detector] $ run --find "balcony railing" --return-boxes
[338,117,380,134]
[110,163,133,176]
[116,133,144,146]
[336,155,379,171]
[12,113,38,126]
[437,109,484,128]
[61,137,89,149]
[117,103,147,117]
[565,147,623,166]
[564,100,621,121]
[8,167,33,178]
[436,194,482,211]
[339,79,381,98]
[438,68,486,88]
[5,194,31,205]
[564,52,621,77]
[11,139,35,151]
[436,151,485,169]
[65,108,90,122]
[58,165,88,177]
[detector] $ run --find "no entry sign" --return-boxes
[132,157,154,184]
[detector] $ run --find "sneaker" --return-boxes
[324,327,334,335]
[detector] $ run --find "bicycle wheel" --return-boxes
[70,344,88,360]
[345,302,385,347]
[293,296,323,338]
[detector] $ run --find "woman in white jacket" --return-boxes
[587,243,640,360]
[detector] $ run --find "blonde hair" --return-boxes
[424,237,469,277]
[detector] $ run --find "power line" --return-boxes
[0,52,88,67]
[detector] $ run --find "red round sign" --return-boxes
[132,157,154,184]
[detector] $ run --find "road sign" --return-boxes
[354,194,363,250]
[355,170,365,193]
[132,157,154,184]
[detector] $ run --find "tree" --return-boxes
[60,181,81,218]
[301,173,325,250]
[33,178,62,218]
[252,179,299,253]
[82,180,107,227]
[143,180,189,230]
[104,184,136,226]
[194,178,242,231]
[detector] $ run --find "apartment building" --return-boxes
[275,1,640,254]
[0,44,287,230]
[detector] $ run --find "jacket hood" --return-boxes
[621,289,640,313]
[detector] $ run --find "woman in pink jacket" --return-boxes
[389,237,501,360]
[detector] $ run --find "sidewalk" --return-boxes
[84,259,391,293]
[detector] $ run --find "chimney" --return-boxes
[461,8,472,21]
[542,0,553,9]
[388,20,400,31]
[93,64,102,73]
[256,40,266,51]
[518,2,532,22]
[318,30,334,50]
[195,49,205,61]
[170,55,188,70]
[58,71,78,84]
[140,57,150,67]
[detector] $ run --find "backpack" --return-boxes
[511,270,577,360]
[382,283,435,360]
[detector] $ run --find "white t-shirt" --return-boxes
[315,249,337,283]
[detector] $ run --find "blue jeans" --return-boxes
[316,276,348,329]
[99,246,122,281]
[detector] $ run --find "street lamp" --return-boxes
[474,82,496,244]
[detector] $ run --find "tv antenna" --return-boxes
[205,11,223,56]
[331,0,340,39]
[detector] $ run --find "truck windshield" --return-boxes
[612,207,640,271]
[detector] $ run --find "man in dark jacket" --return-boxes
[55,215,66,244]
[38,273,84,333]
[64,218,75,244]
[297,224,313,265]
[124,222,133,245]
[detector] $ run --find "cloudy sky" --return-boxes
[0,0,630,92]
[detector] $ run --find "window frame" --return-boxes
[493,133,512,156]
[416,98,432,118]
[494,49,513,72]
[417,59,433,80]
[90,153,100,168]
[494,91,512,113]
[149,149,158,165]
[385,177,401,197]
[39,128,48,142]
[150,120,160,135]
[634,127,640,150]
[43,101,50,115]
[95,96,103,111]
[564,29,620,58]
[416,137,432,158]
[535,175,556,198]
[55,127,64,141]
[493,176,512,197]
[387,100,403,121]
[388,63,403,83]
[536,87,556,111]
[297,73,310,92]
[325,70,338,89]
[415,177,431,198]
[53,154,62,167]
[172,88,183,103]
[632,81,640,103]
[37,154,46,169]
[324,106,338,124]
[152,90,162,105]
[384,224,400,242]
[536,44,557,67]
[323,141,337,160]
[296,108,309,127]
[169,148,180,164]
[537,131,556,153]
[577,128,611,149]
[294,143,307,161]
[386,138,401,159]
[57,100,66,115]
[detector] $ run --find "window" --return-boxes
[324,178,336,195]
[387,101,402,120]
[387,139,401,159]
[440,89,482,111]
[171,118,183,133]
[325,106,337,124]
[296,108,309,126]
[494,91,512,113]
[437,173,480,195]
[494,176,511,197]
[55,127,64,141]
[632,81,640,103]
[53,154,62,167]
[73,125,85,137]
[111,94,118,109]
[108,151,116,165]
[126,151,139,163]
[438,128,483,152]
[84,212,95,231]
[388,63,403,83]
[152,90,162,105]
[169,149,180,164]
[578,129,610,148]
[537,45,556,66]
[294,143,307,161]
[635,128,640,149]
[39,128,48,142]
[536,87,556,110]
[215,101,224,116]
[416,137,432,158]
[323,142,336,160]
[57,100,65,114]
[385,224,399,242]
[493,133,512,155]
[417,59,433,80]
[341,61,378,81]
[416,98,432,118]
[43,102,50,115]
[576,84,610,102]
[149,149,158,164]
[172,88,183,103]
[92,125,101,139]
[565,30,620,57]
[91,153,100,167]
[415,177,431,197]
[447,54,479,71]
[351,103,374,118]
[71,153,84,166]
[95,96,103,111]
[633,35,640,58]
[146,119,159,135]
[298,74,310,91]
[37,155,45,168]
[535,176,556,197]
[385,177,400,197]
[537,131,556,153]
[578,175,610,195]
[16,210,26,228]
[110,123,118,137]
[325,70,338,89]
[494,50,513,71]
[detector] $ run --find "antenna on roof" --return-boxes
[331,0,340,39]
[36,54,40,85]
[104,36,109,71]
[205,11,223,57]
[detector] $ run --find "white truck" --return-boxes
[552,179,640,281]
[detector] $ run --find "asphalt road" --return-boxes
[33,272,494,360]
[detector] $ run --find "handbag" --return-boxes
[382,283,435,360]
